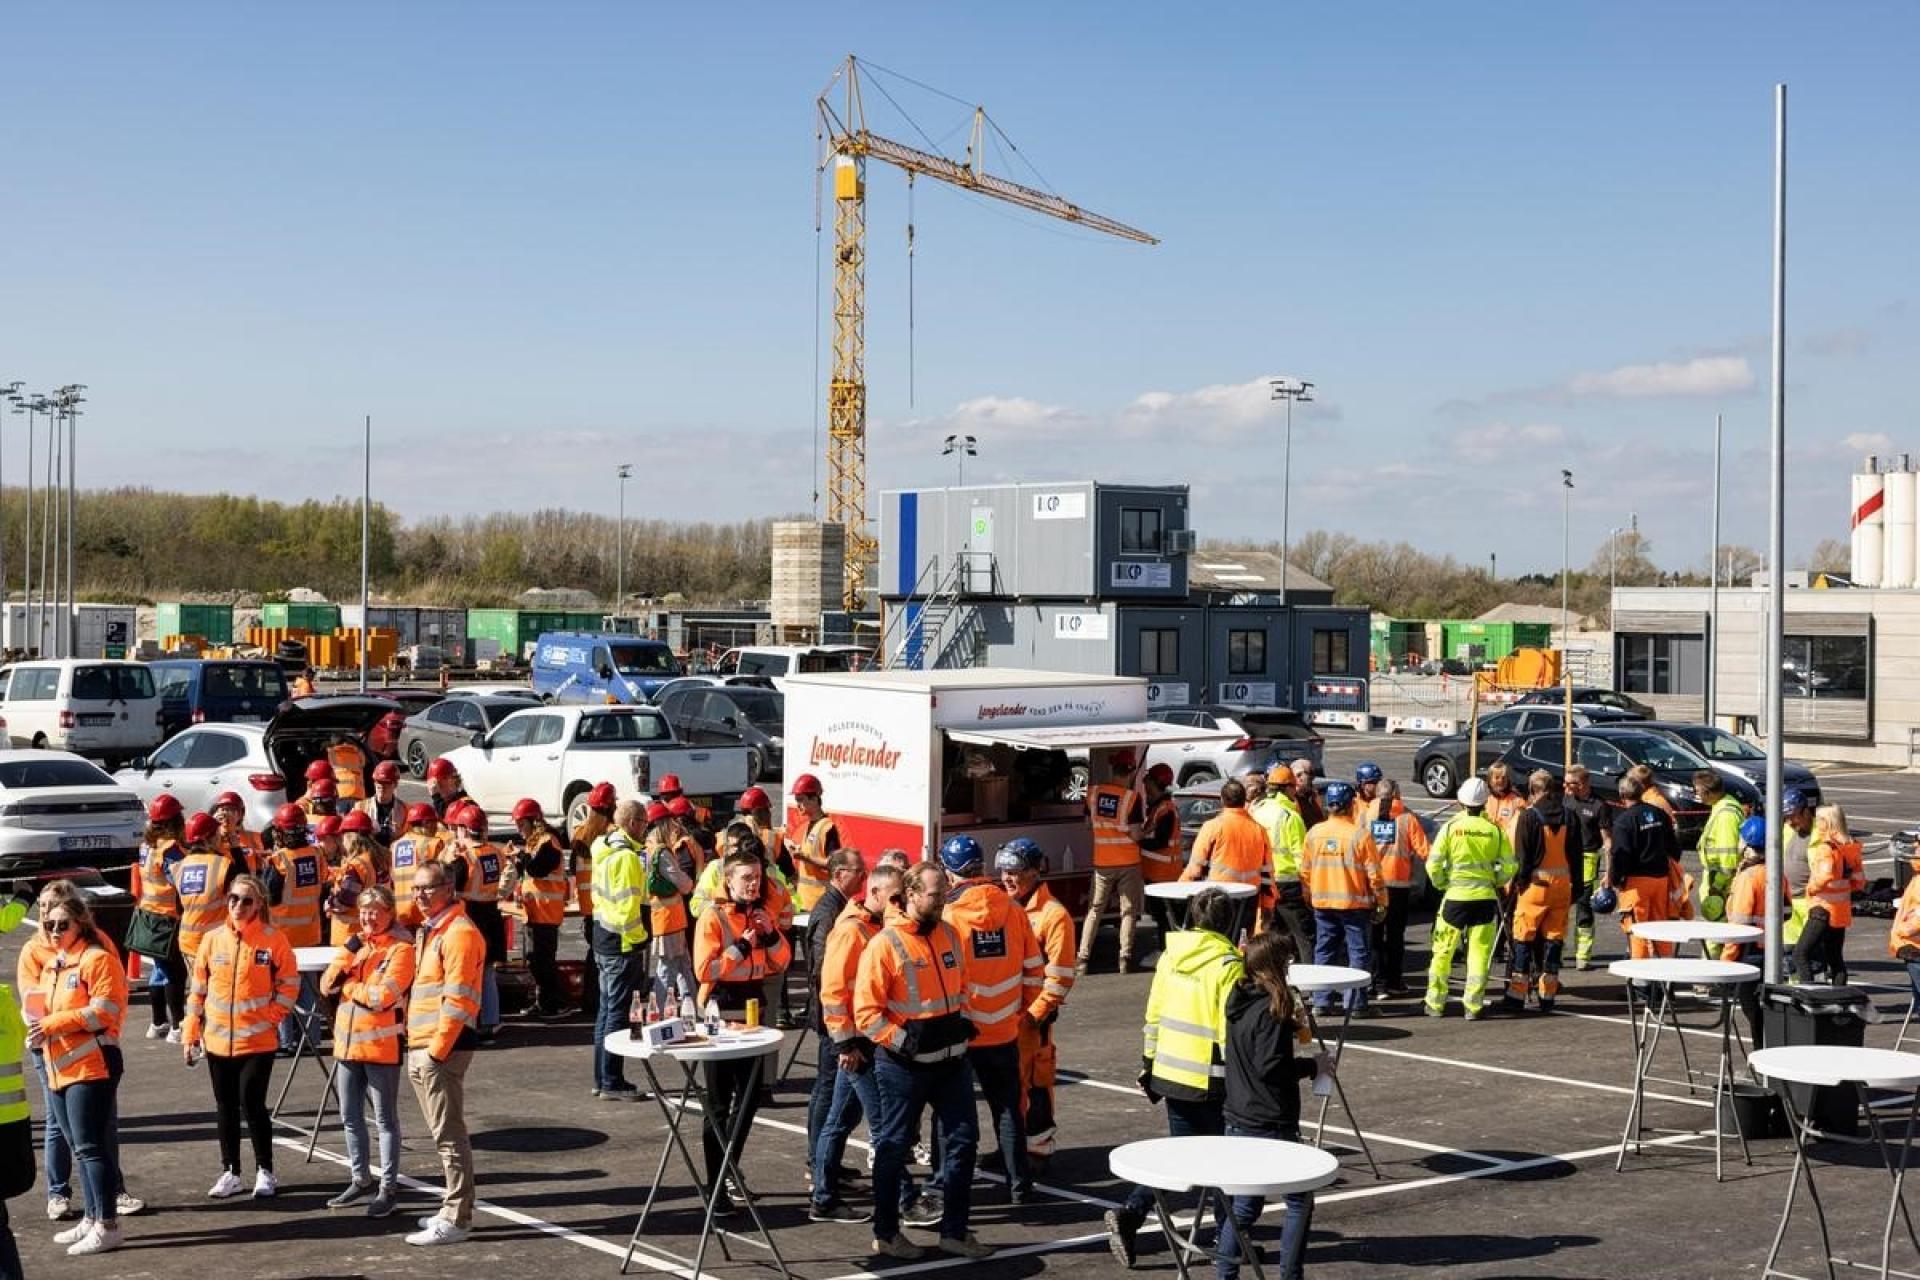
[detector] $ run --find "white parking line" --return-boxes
[1821,786,1901,796]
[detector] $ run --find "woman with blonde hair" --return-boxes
[1794,804,1866,986]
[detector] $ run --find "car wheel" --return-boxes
[563,784,591,835]
[1183,767,1221,787]
[1059,763,1090,804]
[746,747,766,782]
[1421,758,1455,799]
[405,739,430,780]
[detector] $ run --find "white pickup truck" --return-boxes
[438,704,752,830]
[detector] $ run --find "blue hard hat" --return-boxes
[1324,781,1355,811]
[1355,762,1383,784]
[1783,788,1811,814]
[1590,884,1619,913]
[1739,815,1767,849]
[940,834,985,873]
[994,837,1045,874]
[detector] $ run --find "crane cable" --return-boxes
[907,171,916,409]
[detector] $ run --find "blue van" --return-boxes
[530,632,683,705]
[150,659,292,738]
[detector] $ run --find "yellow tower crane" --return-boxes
[816,55,1157,610]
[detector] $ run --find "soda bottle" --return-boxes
[645,991,662,1025]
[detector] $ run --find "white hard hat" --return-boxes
[1457,777,1490,808]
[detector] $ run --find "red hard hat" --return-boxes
[212,790,245,813]
[645,801,669,825]
[586,782,617,812]
[274,803,306,830]
[427,758,458,782]
[314,815,343,840]
[666,796,693,818]
[183,812,218,845]
[512,798,545,823]
[146,794,184,823]
[372,760,401,784]
[736,786,771,813]
[305,760,333,783]
[1145,763,1175,787]
[448,803,487,834]
[339,810,374,835]
[791,773,823,798]
[405,802,437,827]
[309,778,338,800]
[1108,749,1139,771]
[657,773,683,796]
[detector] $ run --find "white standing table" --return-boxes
[607,1026,790,1279]
[274,945,340,1161]
[1110,1136,1339,1280]
[1611,956,1759,1181]
[1146,881,1258,934]
[1288,963,1380,1179]
[1750,1045,1920,1280]
[1619,923,1763,1092]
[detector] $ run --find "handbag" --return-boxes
[123,907,179,962]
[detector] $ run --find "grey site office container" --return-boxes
[879,482,1189,602]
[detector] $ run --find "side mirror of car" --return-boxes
[129,756,148,772]
[722,715,737,729]
[471,732,487,749]
[598,665,614,681]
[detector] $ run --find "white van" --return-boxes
[0,659,166,767]
[713,645,870,689]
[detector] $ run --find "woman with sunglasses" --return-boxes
[25,885,129,1255]
[320,884,414,1217]
[181,873,299,1199]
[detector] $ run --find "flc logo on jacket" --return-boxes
[1095,794,1122,820]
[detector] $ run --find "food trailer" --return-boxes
[781,668,1232,904]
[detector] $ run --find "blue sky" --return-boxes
[2,3,1914,574]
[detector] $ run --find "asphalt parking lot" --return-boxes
[8,726,1920,1279]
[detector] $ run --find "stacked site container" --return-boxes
[1439,620,1553,663]
[467,609,575,662]
[156,603,235,646]
[260,602,341,632]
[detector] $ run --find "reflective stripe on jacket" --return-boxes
[172,848,238,960]
[184,920,298,1058]
[1426,812,1517,903]
[693,898,792,1009]
[1804,837,1865,928]
[821,901,885,1044]
[459,842,504,905]
[1301,814,1385,911]
[392,831,447,926]
[1251,794,1306,882]
[38,939,128,1090]
[520,832,571,927]
[1370,805,1431,889]
[943,878,1043,1048]
[139,838,183,918]
[1139,795,1185,884]
[1183,809,1276,904]
[852,920,971,1065]
[407,904,485,1059]
[1022,883,1077,1021]
[1142,927,1243,1102]
[1088,784,1141,869]
[591,830,650,950]
[325,929,415,1064]
[268,844,329,947]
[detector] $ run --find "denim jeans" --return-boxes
[1312,909,1374,1011]
[47,1074,121,1224]
[480,964,500,1030]
[1123,1095,1224,1220]
[871,1053,977,1243]
[1217,1122,1313,1280]
[651,949,696,1011]
[593,947,644,1091]
[813,1051,912,1208]
[806,1033,840,1161]
[31,1050,129,1203]
[335,1060,403,1187]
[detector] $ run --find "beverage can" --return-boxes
[745,999,761,1028]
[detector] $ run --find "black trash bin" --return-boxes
[1762,984,1871,1136]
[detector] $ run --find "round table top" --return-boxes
[1750,1045,1920,1090]
[1290,963,1372,994]
[1145,880,1258,901]
[1110,1136,1340,1196]
[604,1027,786,1063]
[1609,957,1761,985]
[1628,920,1762,944]
[294,945,338,973]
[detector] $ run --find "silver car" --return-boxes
[401,694,541,779]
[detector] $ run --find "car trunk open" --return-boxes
[264,696,398,798]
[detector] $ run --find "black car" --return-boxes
[1495,725,1762,845]
[656,684,785,782]
[1639,722,1821,808]
[1510,686,1655,719]
[1413,705,1642,799]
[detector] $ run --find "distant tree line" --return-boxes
[0,487,788,606]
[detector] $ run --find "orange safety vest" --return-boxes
[329,742,369,801]
[1890,876,1920,957]
[1371,808,1430,889]
[1022,882,1078,1021]
[329,847,382,946]
[692,898,792,1009]
[391,830,447,926]
[37,939,128,1090]
[459,841,505,905]
[1088,784,1141,870]
[820,900,885,1043]
[1805,837,1865,928]
[943,878,1044,1049]
[138,838,183,919]
[221,827,266,877]
[569,832,597,916]
[789,814,837,911]
[1722,864,1775,961]
[1486,790,1529,836]
[1183,808,1274,898]
[1139,795,1185,884]
[171,847,236,961]
[1302,815,1385,912]
[184,919,299,1058]
[519,832,571,927]
[268,842,329,948]
[852,920,971,1065]
[325,929,415,1065]
[408,904,486,1060]
[646,836,703,938]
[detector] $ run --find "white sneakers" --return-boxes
[166,1027,184,1045]
[66,1222,122,1256]
[46,1194,71,1221]
[115,1191,146,1216]
[253,1170,278,1199]
[406,1218,469,1247]
[144,1023,170,1040]
[207,1171,246,1199]
[53,1218,96,1245]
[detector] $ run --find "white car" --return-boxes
[0,658,166,768]
[0,749,147,887]
[444,683,538,700]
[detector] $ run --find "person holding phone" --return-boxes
[320,885,415,1217]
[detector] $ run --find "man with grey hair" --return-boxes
[1292,758,1326,829]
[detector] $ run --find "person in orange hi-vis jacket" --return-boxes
[403,859,486,1247]
[1366,778,1430,997]
[181,873,299,1201]
[1301,782,1386,1015]
[1181,778,1275,941]
[320,883,415,1215]
[213,791,266,877]
[1483,761,1530,836]
[939,835,1043,1203]
[1794,804,1867,986]
[996,838,1077,1167]
[1080,749,1145,975]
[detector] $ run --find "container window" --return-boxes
[1226,628,1266,675]
[1119,507,1164,554]
[1311,629,1350,675]
[1138,628,1180,676]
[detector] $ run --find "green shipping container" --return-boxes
[156,603,235,645]
[1440,620,1554,663]
[467,609,581,661]
[1371,619,1424,667]
[562,611,604,632]
[260,602,341,633]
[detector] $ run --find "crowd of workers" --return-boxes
[0,734,1913,1279]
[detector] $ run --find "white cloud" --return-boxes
[1446,421,1566,463]
[1565,355,1754,399]
[1842,431,1895,455]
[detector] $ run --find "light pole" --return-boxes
[941,434,976,487]
[359,413,370,693]
[1560,470,1573,646]
[57,385,84,659]
[1268,378,1315,607]
[615,463,632,615]
[0,382,18,644]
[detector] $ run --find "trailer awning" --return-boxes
[944,721,1236,752]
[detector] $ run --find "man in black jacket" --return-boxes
[1503,771,1585,1013]
[805,850,866,1177]
[1610,775,1681,959]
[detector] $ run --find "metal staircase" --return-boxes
[882,551,994,670]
